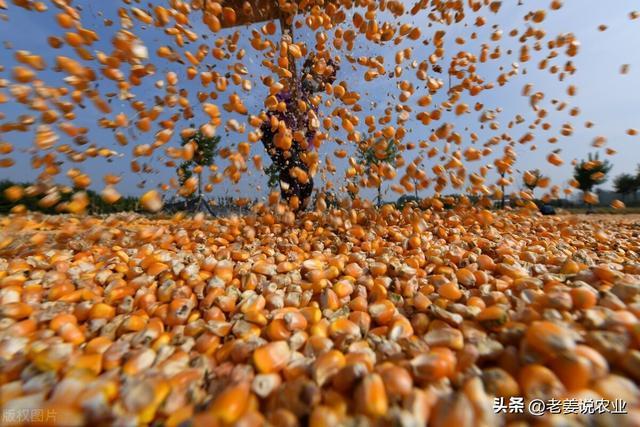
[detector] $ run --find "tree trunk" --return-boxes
[501,184,505,209]
[585,190,593,213]
[377,184,382,208]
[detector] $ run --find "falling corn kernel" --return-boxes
[140,190,163,212]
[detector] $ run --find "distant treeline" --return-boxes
[0,180,261,216]
[3,179,635,216]
[0,180,140,215]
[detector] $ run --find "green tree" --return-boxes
[345,175,358,201]
[0,180,139,215]
[356,138,398,207]
[522,169,547,195]
[396,194,420,210]
[264,163,281,190]
[613,173,636,201]
[176,130,220,199]
[573,152,612,211]
[494,156,514,209]
[408,156,425,199]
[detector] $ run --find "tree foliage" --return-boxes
[356,139,398,170]
[522,169,546,192]
[176,130,220,195]
[613,173,637,199]
[264,163,281,189]
[0,180,139,215]
[396,194,420,210]
[356,138,398,206]
[573,152,612,192]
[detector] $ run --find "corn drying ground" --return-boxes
[1,207,639,426]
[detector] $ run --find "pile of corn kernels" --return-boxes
[1,206,639,426]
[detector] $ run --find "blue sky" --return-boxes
[0,0,639,202]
